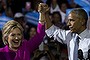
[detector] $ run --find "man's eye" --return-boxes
[69,19,75,21]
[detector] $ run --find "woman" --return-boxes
[0,20,45,60]
[28,26,37,40]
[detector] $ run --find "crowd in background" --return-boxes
[0,0,90,60]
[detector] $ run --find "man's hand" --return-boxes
[38,3,49,14]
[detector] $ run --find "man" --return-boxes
[38,3,90,60]
[14,12,27,29]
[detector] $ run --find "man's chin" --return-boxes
[70,30,77,34]
[70,30,75,33]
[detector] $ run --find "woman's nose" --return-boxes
[15,36,19,39]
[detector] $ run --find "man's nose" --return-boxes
[67,21,70,26]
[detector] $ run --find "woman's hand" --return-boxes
[38,3,49,14]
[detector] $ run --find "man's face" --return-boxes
[53,13,61,23]
[60,3,67,13]
[67,13,83,33]
[8,28,23,51]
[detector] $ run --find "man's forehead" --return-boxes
[68,14,72,16]
[68,14,73,18]
[68,13,77,17]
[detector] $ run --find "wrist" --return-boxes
[39,21,45,25]
[39,13,45,21]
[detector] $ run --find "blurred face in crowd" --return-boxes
[52,13,61,23]
[29,27,36,38]
[15,17,26,29]
[52,0,57,3]
[25,2,31,11]
[67,13,85,34]
[8,28,23,51]
[60,3,67,13]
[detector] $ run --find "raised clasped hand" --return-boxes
[38,3,49,14]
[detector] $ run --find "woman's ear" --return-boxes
[4,40,8,45]
[3,36,8,45]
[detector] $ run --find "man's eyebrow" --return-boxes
[68,19,75,21]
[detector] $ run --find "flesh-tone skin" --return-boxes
[8,28,23,51]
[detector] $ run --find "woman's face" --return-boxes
[29,27,36,38]
[7,28,23,51]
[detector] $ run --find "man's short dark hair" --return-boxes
[70,8,88,25]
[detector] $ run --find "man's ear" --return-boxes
[83,19,86,26]
[80,19,85,26]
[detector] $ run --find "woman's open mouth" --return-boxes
[12,40,21,45]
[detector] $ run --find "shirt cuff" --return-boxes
[45,25,56,38]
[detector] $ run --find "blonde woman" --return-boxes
[0,3,47,60]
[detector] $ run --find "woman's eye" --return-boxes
[18,34,21,36]
[11,34,15,36]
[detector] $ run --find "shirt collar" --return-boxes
[78,29,88,40]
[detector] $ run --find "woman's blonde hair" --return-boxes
[2,20,24,45]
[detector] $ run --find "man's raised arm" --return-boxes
[38,3,53,29]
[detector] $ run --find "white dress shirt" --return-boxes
[45,25,90,60]
[50,4,60,14]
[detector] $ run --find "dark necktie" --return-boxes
[76,36,80,46]
[74,35,80,60]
